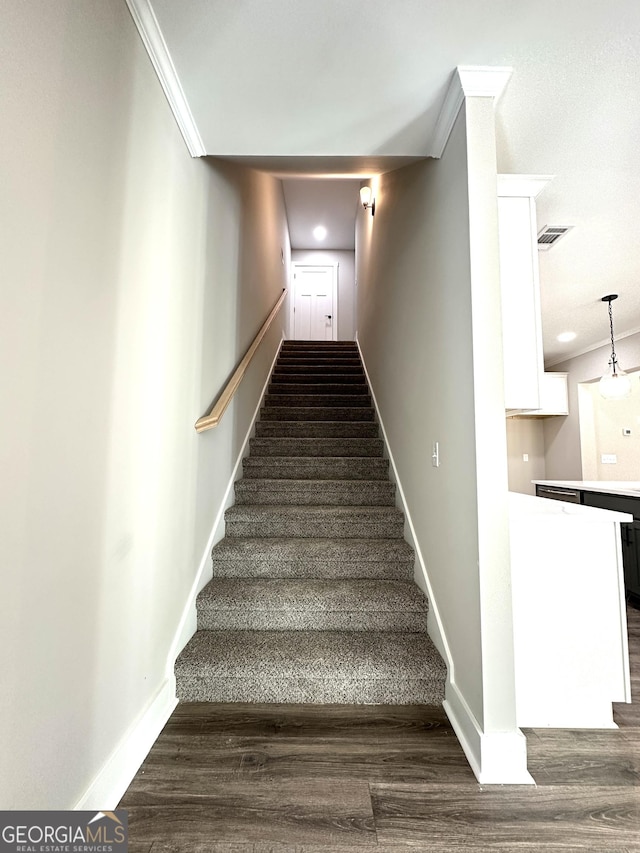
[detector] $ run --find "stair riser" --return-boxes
[260,407,375,422]
[196,609,427,632]
[273,366,365,375]
[243,459,389,480]
[212,557,414,579]
[175,677,445,705]
[271,373,364,384]
[249,438,383,457]
[234,481,396,506]
[265,395,372,407]
[268,384,369,395]
[276,359,362,367]
[255,421,379,438]
[225,517,404,538]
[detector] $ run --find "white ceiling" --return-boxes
[282,179,361,250]
[147,0,640,366]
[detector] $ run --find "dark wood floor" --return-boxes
[120,607,640,852]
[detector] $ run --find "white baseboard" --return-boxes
[74,677,178,810]
[444,683,534,784]
[166,336,285,676]
[355,338,451,666]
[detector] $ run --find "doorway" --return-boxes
[578,370,640,480]
[290,263,338,341]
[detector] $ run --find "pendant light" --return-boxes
[599,294,632,399]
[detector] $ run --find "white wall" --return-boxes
[355,100,520,774]
[544,333,640,479]
[0,0,290,809]
[291,250,355,340]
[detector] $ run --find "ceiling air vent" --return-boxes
[537,225,573,251]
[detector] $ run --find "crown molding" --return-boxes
[545,326,640,368]
[431,65,513,158]
[125,0,206,158]
[456,65,513,99]
[497,174,554,199]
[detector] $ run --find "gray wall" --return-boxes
[1,0,289,808]
[544,333,640,479]
[291,249,355,340]
[356,111,485,722]
[356,101,518,744]
[506,418,546,494]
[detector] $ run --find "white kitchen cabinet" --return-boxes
[497,175,553,412]
[518,371,569,416]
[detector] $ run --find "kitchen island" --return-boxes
[510,492,631,727]
[533,481,640,604]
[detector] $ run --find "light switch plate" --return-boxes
[432,441,440,468]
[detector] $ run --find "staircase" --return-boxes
[175,340,447,704]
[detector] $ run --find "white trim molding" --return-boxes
[431,65,513,158]
[166,337,285,673]
[355,338,451,669]
[74,678,177,809]
[497,174,554,199]
[125,0,206,157]
[444,683,534,785]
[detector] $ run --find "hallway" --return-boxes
[119,607,640,851]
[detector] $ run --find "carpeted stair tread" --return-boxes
[265,393,371,407]
[255,420,379,438]
[242,456,389,480]
[210,536,415,579]
[175,630,446,704]
[273,365,365,375]
[234,478,396,506]
[225,504,405,538]
[268,382,369,395]
[260,406,376,422]
[198,578,427,612]
[276,358,363,368]
[196,578,428,631]
[271,372,365,383]
[280,342,358,348]
[249,437,383,457]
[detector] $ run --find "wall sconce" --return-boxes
[599,294,632,399]
[360,186,376,216]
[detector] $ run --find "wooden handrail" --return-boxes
[195,289,287,432]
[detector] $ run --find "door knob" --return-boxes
[325,315,332,319]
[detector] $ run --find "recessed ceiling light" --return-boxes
[313,225,327,241]
[557,331,577,343]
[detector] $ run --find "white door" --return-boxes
[291,265,337,341]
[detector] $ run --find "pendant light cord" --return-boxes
[608,299,618,373]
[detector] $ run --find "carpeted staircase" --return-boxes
[175,340,447,704]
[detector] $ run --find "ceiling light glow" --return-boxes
[557,331,577,343]
[313,225,327,241]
